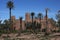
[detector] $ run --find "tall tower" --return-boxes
[11,16,15,22]
[25,12,31,22]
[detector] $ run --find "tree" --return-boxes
[38,13,43,22]
[50,18,56,26]
[36,23,41,29]
[0,20,2,27]
[25,22,32,30]
[38,13,43,28]
[0,20,2,34]
[45,8,50,35]
[56,10,60,27]
[17,17,23,36]
[19,17,23,32]
[7,1,14,27]
[31,12,35,33]
[45,8,49,27]
[31,12,35,29]
[3,20,10,33]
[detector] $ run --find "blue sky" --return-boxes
[0,0,60,21]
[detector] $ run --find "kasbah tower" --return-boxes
[11,12,59,33]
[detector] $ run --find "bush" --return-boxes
[42,29,46,32]
[12,30,18,33]
[21,30,30,33]
[0,33,2,36]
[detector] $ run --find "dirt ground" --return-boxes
[0,33,60,40]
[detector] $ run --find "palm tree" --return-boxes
[56,10,60,30]
[19,17,22,31]
[31,12,35,33]
[38,13,43,25]
[16,17,23,36]
[31,12,35,27]
[45,8,50,35]
[18,17,22,36]
[45,8,50,24]
[7,1,14,25]
[7,1,14,33]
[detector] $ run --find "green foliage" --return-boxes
[12,30,18,33]
[21,29,30,33]
[57,20,60,27]
[38,13,43,19]
[0,20,14,33]
[56,10,60,27]
[56,12,60,20]
[7,1,14,8]
[25,21,41,34]
[42,28,46,32]
[31,12,35,16]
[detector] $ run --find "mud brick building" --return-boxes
[11,12,58,32]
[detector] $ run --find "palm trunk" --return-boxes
[10,8,11,23]
[32,16,33,30]
[40,18,41,31]
[32,16,35,33]
[45,10,48,35]
[40,17,41,25]
[9,8,11,32]
[18,18,22,36]
[7,8,11,37]
[20,19,22,35]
